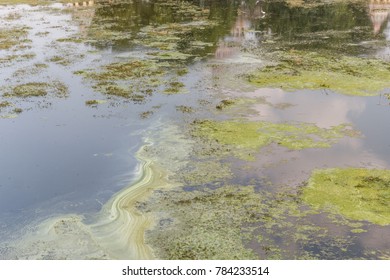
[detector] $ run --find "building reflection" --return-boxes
[66,1,96,37]
[369,0,390,34]
[215,1,264,59]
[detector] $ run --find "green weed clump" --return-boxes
[248,51,390,96]
[303,168,390,226]
[192,119,357,160]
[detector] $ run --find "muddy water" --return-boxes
[1,0,390,259]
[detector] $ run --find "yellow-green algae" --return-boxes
[0,26,29,50]
[4,81,68,98]
[192,119,357,160]
[85,99,106,106]
[77,59,167,100]
[143,184,371,259]
[302,168,390,226]
[248,51,390,96]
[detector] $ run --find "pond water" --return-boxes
[0,0,390,259]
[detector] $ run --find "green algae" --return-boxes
[248,51,390,96]
[0,101,12,108]
[178,160,233,185]
[0,26,30,50]
[5,81,68,98]
[139,111,154,119]
[143,184,367,259]
[302,168,390,226]
[164,81,186,94]
[13,108,22,114]
[191,119,357,160]
[85,99,106,106]
[149,51,193,62]
[12,63,48,77]
[77,59,167,101]
[49,55,71,66]
[11,83,48,97]
[176,105,194,114]
[215,99,236,110]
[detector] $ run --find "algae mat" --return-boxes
[247,51,390,96]
[303,168,390,226]
[191,119,358,160]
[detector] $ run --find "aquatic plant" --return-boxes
[5,81,68,98]
[0,26,30,50]
[85,99,106,106]
[302,168,390,226]
[144,183,368,259]
[0,101,12,108]
[176,105,194,113]
[248,51,390,96]
[191,119,357,160]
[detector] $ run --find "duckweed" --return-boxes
[248,51,390,96]
[302,168,390,226]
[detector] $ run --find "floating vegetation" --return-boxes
[5,81,68,98]
[0,26,30,50]
[139,110,154,119]
[12,63,48,77]
[0,101,12,108]
[144,184,371,259]
[149,51,193,62]
[302,168,390,226]
[177,160,232,185]
[215,99,236,110]
[85,99,106,106]
[247,51,390,96]
[176,105,194,113]
[13,108,22,114]
[77,59,167,101]
[48,55,71,66]
[191,119,358,160]
[164,81,186,94]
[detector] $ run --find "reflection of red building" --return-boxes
[369,0,390,34]
[215,2,264,59]
[66,1,95,37]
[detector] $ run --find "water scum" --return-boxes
[247,50,390,96]
[302,168,390,226]
[1,0,390,260]
[191,119,358,161]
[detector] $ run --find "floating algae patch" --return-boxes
[0,101,12,108]
[163,81,186,95]
[85,99,106,106]
[5,81,68,98]
[144,186,259,259]
[247,51,390,96]
[0,26,29,50]
[143,184,372,259]
[191,119,357,160]
[12,63,48,78]
[77,59,168,101]
[302,168,390,226]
